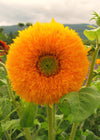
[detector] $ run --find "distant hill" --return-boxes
[0,25,25,34]
[64,24,91,40]
[0,24,95,40]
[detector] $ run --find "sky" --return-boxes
[0,0,100,26]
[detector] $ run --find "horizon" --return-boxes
[0,23,94,27]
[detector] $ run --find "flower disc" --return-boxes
[6,19,89,105]
[37,55,60,77]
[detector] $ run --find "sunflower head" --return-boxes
[96,59,100,64]
[6,19,89,105]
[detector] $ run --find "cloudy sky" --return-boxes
[0,0,100,26]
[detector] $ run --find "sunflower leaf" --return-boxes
[61,87,100,122]
[0,98,11,118]
[84,27,100,42]
[20,102,37,127]
[58,101,69,117]
[1,119,20,131]
[0,79,7,86]
[86,130,100,140]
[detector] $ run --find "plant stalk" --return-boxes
[5,131,11,140]
[23,128,33,140]
[47,105,56,140]
[69,123,78,140]
[86,35,100,87]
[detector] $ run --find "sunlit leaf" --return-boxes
[84,27,100,42]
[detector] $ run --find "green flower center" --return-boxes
[37,55,60,77]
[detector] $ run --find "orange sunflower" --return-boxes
[6,19,89,105]
[96,59,100,64]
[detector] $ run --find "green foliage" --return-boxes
[60,87,100,123]
[18,23,25,28]
[58,101,69,117]
[1,119,20,132]
[86,130,100,140]
[90,11,100,26]
[84,27,100,42]
[0,98,11,118]
[83,40,96,46]
[0,32,12,44]
[26,22,32,27]
[0,28,3,33]
[0,79,6,86]
[20,101,37,127]
[91,80,100,91]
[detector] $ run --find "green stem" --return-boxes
[0,62,33,140]
[69,123,78,140]
[86,35,100,87]
[5,131,11,140]
[33,127,41,139]
[47,105,56,140]
[52,104,56,132]
[23,128,33,140]
[56,118,64,132]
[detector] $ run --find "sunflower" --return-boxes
[96,59,100,64]
[6,19,89,105]
[0,40,9,55]
[0,40,9,61]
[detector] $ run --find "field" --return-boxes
[0,22,100,140]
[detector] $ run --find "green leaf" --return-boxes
[0,79,7,86]
[58,101,69,117]
[92,11,99,17]
[55,114,63,120]
[20,102,37,127]
[86,130,100,140]
[1,119,20,131]
[91,80,100,92]
[62,87,100,122]
[34,119,41,126]
[15,132,24,139]
[0,98,11,118]
[41,122,48,130]
[84,27,100,42]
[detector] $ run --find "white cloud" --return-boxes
[0,0,100,25]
